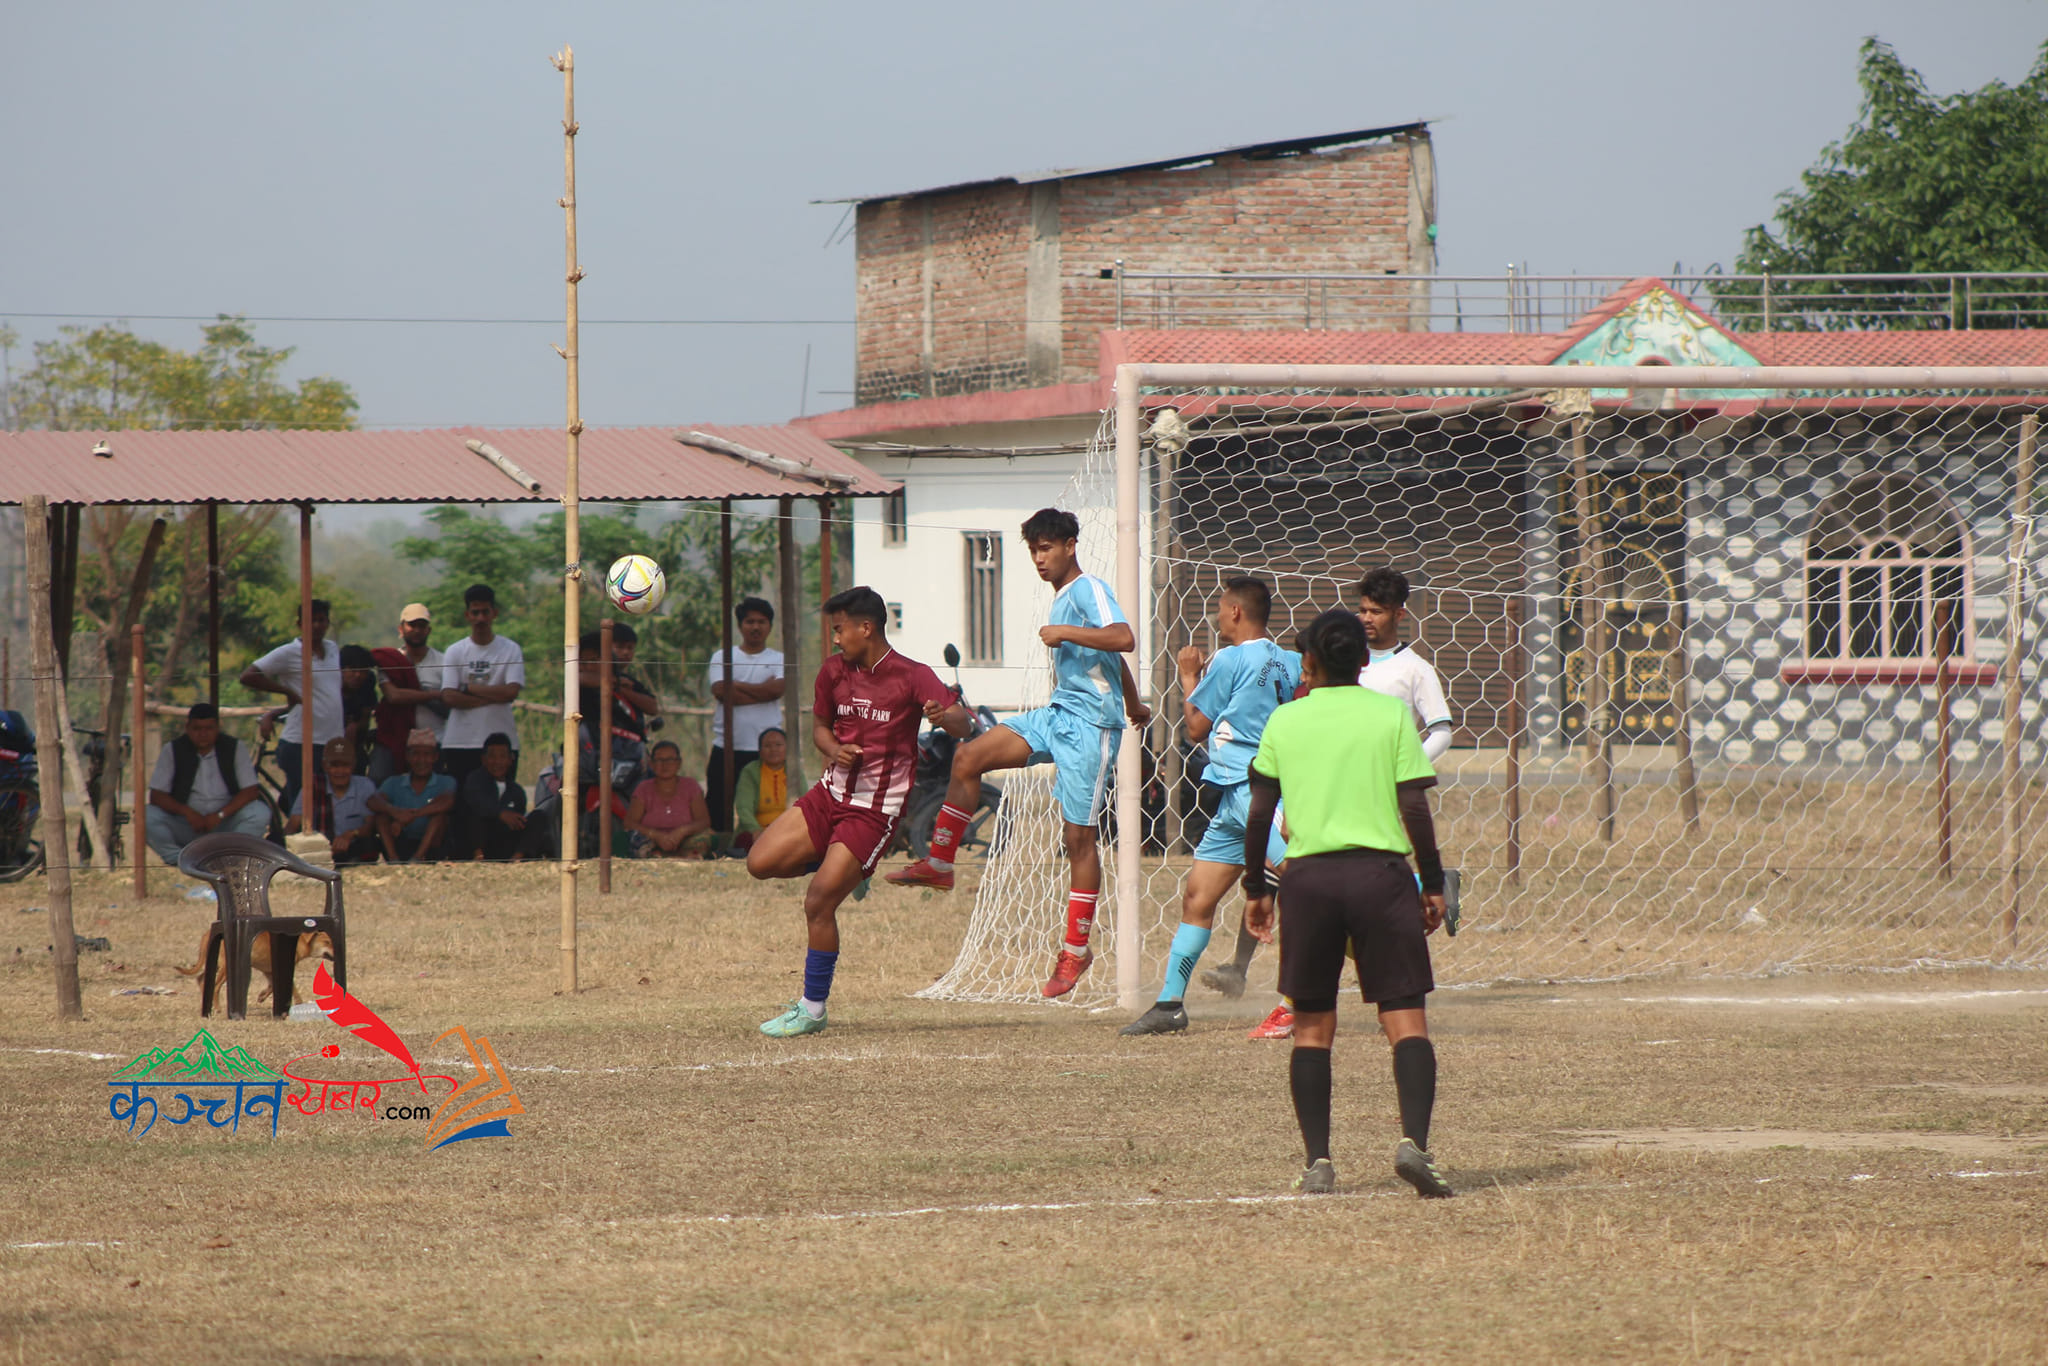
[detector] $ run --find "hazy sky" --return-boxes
[5,1,2042,432]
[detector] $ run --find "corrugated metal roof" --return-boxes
[817,121,1430,204]
[0,423,897,507]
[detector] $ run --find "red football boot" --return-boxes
[1247,1004,1295,1039]
[883,859,955,891]
[1042,948,1093,998]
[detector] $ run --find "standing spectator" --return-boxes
[369,729,456,863]
[366,604,447,783]
[578,623,662,754]
[337,644,380,774]
[145,703,269,865]
[706,596,783,832]
[626,740,715,859]
[730,727,791,853]
[439,584,524,791]
[239,598,344,816]
[460,732,529,862]
[286,737,380,865]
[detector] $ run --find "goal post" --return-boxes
[922,362,2048,1009]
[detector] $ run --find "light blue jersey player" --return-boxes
[886,508,1149,1000]
[1121,577,1299,1035]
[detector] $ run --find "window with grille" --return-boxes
[1801,473,1970,667]
[963,532,1002,666]
[882,487,908,546]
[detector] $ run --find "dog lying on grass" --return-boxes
[176,929,335,1007]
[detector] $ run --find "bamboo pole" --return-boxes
[206,502,221,704]
[131,623,146,899]
[1933,598,1956,881]
[1504,596,1522,886]
[299,504,315,832]
[1571,416,1615,841]
[2002,414,2036,953]
[552,44,584,994]
[719,498,736,831]
[24,495,81,1021]
[3,637,9,710]
[598,618,613,893]
[778,496,802,787]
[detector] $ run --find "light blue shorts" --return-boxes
[1003,706,1120,826]
[1194,781,1290,868]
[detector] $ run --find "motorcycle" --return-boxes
[896,644,1005,861]
[0,710,45,883]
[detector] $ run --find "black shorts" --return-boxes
[1276,848,1434,1008]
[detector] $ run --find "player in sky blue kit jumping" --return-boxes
[1121,577,1299,1035]
[888,508,1149,998]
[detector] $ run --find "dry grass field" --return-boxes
[4,856,2048,1364]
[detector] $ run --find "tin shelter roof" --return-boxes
[0,423,896,507]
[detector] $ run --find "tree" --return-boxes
[397,503,801,755]
[10,316,357,431]
[1725,38,2048,328]
[7,318,360,861]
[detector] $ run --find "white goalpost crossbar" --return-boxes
[1107,363,2048,1007]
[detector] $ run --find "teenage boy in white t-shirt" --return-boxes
[705,595,785,833]
[439,584,525,796]
[240,597,345,817]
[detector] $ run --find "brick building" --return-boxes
[835,123,1437,406]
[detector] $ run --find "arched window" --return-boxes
[1793,473,1979,683]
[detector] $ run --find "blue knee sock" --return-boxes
[802,948,839,1015]
[1159,923,1213,1004]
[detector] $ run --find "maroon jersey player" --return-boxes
[746,587,972,1037]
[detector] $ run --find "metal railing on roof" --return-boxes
[1107,267,2048,334]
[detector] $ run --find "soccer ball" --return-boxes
[604,554,666,616]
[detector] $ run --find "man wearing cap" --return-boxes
[145,702,270,865]
[366,604,447,783]
[287,736,381,865]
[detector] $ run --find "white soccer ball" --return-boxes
[604,554,666,616]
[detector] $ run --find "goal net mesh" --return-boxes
[920,377,2047,1005]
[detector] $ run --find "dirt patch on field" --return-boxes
[1567,1126,2047,1160]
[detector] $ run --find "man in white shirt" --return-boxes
[239,598,345,817]
[706,596,784,833]
[145,703,269,864]
[1355,568,1455,764]
[438,583,525,795]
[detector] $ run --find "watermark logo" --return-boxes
[107,1029,287,1139]
[104,965,522,1150]
[287,963,524,1150]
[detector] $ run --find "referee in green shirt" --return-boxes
[1242,608,1454,1198]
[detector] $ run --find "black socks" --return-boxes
[1231,922,1260,972]
[1289,1046,1333,1163]
[1391,1036,1437,1152]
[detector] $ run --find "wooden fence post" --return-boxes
[25,495,81,1021]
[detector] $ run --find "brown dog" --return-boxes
[176,928,335,1007]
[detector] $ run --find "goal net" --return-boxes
[920,364,2048,1007]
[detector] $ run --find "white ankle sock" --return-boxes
[800,997,825,1019]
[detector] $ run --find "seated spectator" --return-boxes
[730,727,790,852]
[460,732,529,862]
[625,740,715,859]
[287,737,380,865]
[145,703,269,864]
[368,729,456,863]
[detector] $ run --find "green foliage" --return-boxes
[395,502,798,715]
[1726,38,2048,328]
[8,317,358,430]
